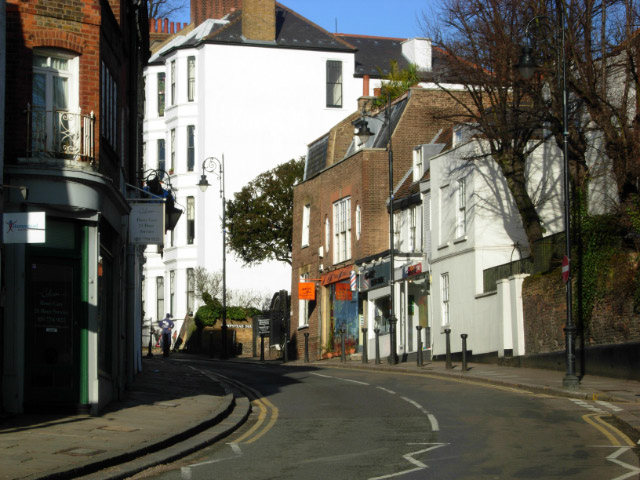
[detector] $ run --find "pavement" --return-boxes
[2,352,640,480]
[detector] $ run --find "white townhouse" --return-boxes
[142,0,436,329]
[421,132,568,359]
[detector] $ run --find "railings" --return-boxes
[26,104,95,165]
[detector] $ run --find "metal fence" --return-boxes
[483,233,566,293]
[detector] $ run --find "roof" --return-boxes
[336,34,458,82]
[202,4,356,52]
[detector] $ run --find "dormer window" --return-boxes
[413,146,423,182]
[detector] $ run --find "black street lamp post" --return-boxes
[517,12,579,388]
[198,155,228,359]
[354,96,399,365]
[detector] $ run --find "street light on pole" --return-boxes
[354,95,399,365]
[198,155,228,359]
[517,12,579,388]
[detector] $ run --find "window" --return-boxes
[413,147,424,182]
[298,275,309,328]
[187,268,195,315]
[355,204,361,240]
[326,60,342,108]
[170,128,175,172]
[409,206,417,252]
[301,204,310,247]
[456,179,466,238]
[441,273,450,326]
[187,196,195,244]
[157,138,165,171]
[156,277,165,320]
[170,270,175,315]
[101,61,117,149]
[325,216,330,253]
[170,60,175,105]
[157,72,165,116]
[333,197,351,263]
[187,56,195,102]
[394,212,401,250]
[31,51,78,156]
[187,125,195,171]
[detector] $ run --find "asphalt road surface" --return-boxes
[133,358,640,480]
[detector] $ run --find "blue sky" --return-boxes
[172,1,439,39]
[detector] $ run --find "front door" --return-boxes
[25,258,80,407]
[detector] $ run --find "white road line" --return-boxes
[376,386,396,395]
[595,400,624,412]
[338,377,369,385]
[368,443,448,479]
[310,372,334,378]
[228,443,243,455]
[569,398,606,414]
[400,396,439,432]
[607,447,640,480]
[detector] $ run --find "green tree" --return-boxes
[373,61,420,108]
[226,158,305,266]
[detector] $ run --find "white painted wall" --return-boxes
[143,34,364,318]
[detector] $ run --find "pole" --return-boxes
[220,155,228,360]
[559,8,579,389]
[444,328,452,369]
[387,94,398,365]
[304,332,309,363]
[362,328,368,363]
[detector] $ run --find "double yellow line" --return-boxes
[583,413,635,447]
[233,395,279,444]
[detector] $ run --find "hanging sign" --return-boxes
[3,212,46,243]
[129,202,164,245]
[299,282,316,301]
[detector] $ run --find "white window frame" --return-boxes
[301,204,310,248]
[170,60,176,106]
[31,50,79,154]
[456,179,466,239]
[413,147,423,182]
[157,72,165,116]
[298,275,309,328]
[409,206,417,252]
[187,56,195,102]
[325,216,330,253]
[333,197,351,263]
[441,273,450,326]
[170,128,176,172]
[326,60,343,108]
[355,203,362,240]
[187,125,195,171]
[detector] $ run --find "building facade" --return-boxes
[2,0,148,413]
[141,0,436,330]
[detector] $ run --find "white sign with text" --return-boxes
[129,202,164,245]
[3,212,46,243]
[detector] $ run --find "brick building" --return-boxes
[291,87,468,361]
[2,0,148,413]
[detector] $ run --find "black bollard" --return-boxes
[340,327,346,363]
[461,334,468,372]
[444,328,452,369]
[304,332,310,363]
[416,325,423,367]
[374,328,381,365]
[362,328,368,363]
[260,334,265,362]
[147,324,154,357]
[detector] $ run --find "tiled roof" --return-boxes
[203,4,356,51]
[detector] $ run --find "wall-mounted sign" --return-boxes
[299,282,316,301]
[129,202,164,245]
[405,263,423,278]
[335,282,353,301]
[3,212,45,243]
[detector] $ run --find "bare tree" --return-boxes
[424,0,550,250]
[148,0,188,19]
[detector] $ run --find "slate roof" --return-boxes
[203,4,356,52]
[336,33,458,82]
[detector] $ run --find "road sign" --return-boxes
[258,317,270,335]
[562,255,570,284]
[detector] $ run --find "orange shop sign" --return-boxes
[299,282,316,301]
[335,282,353,301]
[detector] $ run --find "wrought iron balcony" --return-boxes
[25,104,95,166]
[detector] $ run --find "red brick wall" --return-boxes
[191,0,242,25]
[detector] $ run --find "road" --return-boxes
[133,358,640,480]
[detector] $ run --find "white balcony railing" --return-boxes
[26,104,95,164]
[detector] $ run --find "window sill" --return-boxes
[453,236,467,244]
[437,243,449,251]
[297,324,309,331]
[301,243,309,249]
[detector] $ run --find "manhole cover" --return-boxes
[97,425,139,432]
[57,447,105,457]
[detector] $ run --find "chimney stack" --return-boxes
[190,0,242,26]
[242,0,275,42]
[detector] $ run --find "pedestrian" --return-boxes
[158,313,174,357]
